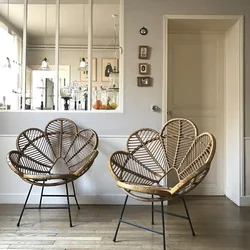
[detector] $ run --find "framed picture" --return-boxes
[138,45,149,59]
[139,63,149,75]
[80,58,97,82]
[137,76,150,86]
[101,58,119,82]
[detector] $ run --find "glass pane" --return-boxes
[26,0,56,110]
[92,0,120,111]
[58,0,88,111]
[0,1,23,110]
[0,0,122,112]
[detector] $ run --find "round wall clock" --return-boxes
[140,26,148,35]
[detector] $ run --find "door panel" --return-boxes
[168,33,224,195]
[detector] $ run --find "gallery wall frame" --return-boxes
[138,45,149,59]
[101,58,119,82]
[137,76,151,86]
[139,63,149,74]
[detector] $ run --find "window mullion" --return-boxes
[87,0,93,111]
[21,0,28,110]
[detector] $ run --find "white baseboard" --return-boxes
[0,194,157,205]
[240,196,250,206]
[225,187,240,206]
[188,184,222,195]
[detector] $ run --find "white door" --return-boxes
[167,32,225,195]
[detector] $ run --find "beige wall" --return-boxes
[1,0,250,198]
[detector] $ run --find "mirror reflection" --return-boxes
[91,1,120,111]
[0,0,121,111]
[27,0,56,110]
[0,1,23,110]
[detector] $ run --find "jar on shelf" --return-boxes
[60,85,72,110]
[107,89,119,110]
[92,89,107,110]
[108,71,119,89]
[92,88,119,110]
[60,85,72,98]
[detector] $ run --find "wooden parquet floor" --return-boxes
[0,196,250,250]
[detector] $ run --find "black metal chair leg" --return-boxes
[39,181,45,209]
[17,184,33,227]
[72,181,80,209]
[113,195,129,242]
[65,182,73,227]
[151,195,154,225]
[181,197,195,236]
[161,201,166,250]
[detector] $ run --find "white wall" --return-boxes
[224,21,242,204]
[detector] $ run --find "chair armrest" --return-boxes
[69,150,99,176]
[170,132,216,196]
[170,163,210,196]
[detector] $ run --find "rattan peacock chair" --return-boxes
[7,118,99,227]
[108,118,216,250]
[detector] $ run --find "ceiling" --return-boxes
[0,2,119,39]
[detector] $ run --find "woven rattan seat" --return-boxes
[108,118,216,250]
[7,118,99,227]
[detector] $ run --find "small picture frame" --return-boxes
[138,45,149,59]
[139,63,149,75]
[137,76,150,86]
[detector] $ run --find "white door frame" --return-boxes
[162,14,244,206]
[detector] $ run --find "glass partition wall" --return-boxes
[0,0,122,111]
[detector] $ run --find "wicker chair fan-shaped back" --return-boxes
[7,118,99,227]
[8,118,98,186]
[110,118,215,198]
[108,118,216,250]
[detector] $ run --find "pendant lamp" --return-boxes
[79,57,87,71]
[2,57,11,68]
[39,57,49,71]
